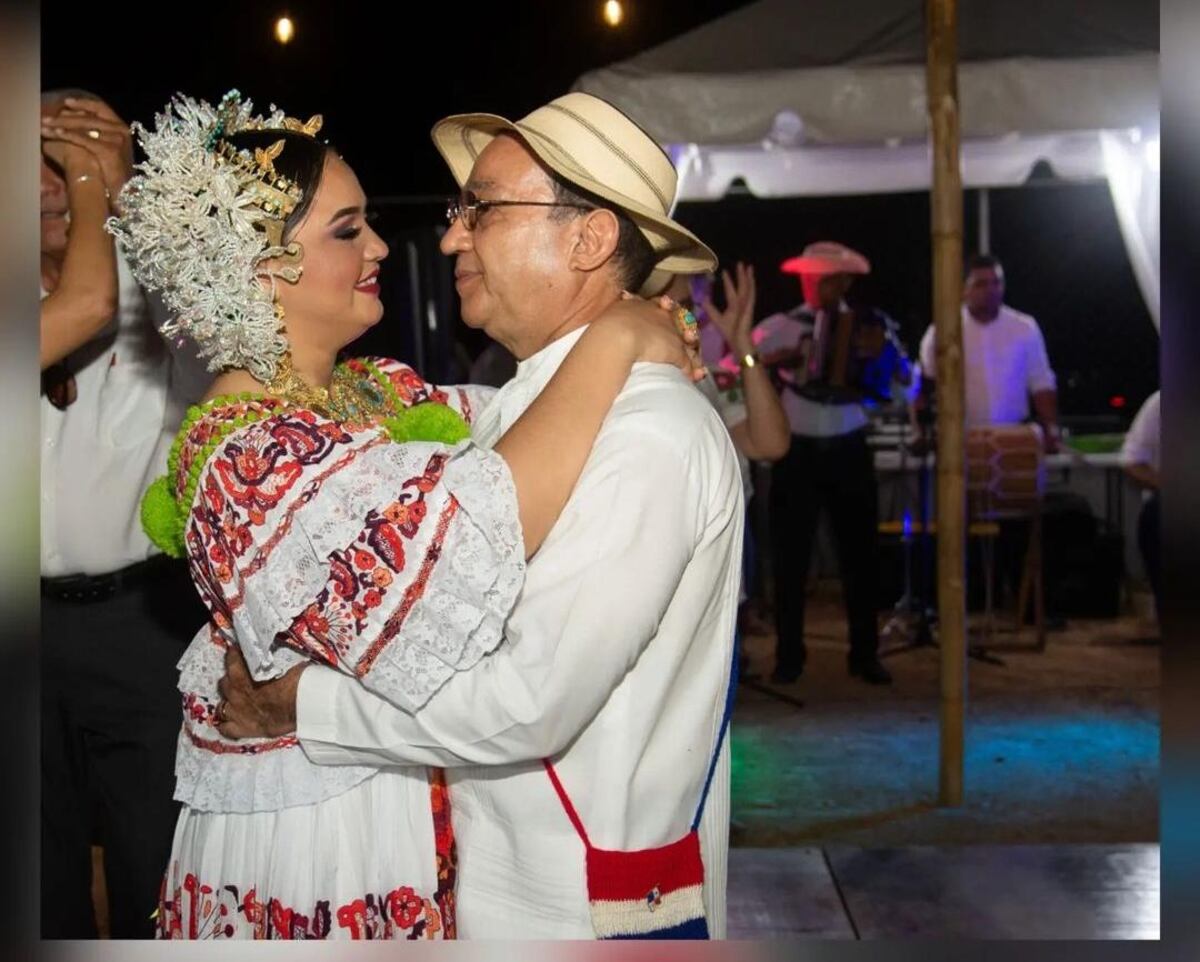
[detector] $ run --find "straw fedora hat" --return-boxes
[432,92,717,294]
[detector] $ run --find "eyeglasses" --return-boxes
[445,189,593,231]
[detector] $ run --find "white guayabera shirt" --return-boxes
[41,249,207,576]
[297,326,744,939]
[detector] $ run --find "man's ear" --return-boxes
[568,208,621,274]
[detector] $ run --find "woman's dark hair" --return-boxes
[223,129,333,239]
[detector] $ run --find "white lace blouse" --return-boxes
[169,359,518,813]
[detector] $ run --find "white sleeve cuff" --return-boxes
[296,664,348,763]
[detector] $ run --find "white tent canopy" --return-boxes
[574,0,1157,149]
[574,0,1159,323]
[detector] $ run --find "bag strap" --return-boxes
[543,757,593,849]
[543,632,740,846]
[691,630,740,831]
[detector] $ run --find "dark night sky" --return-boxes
[41,0,1158,415]
[42,0,754,196]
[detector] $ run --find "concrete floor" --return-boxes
[725,581,1160,940]
[731,583,1159,847]
[727,844,1160,939]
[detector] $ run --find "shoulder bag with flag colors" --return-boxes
[542,637,739,939]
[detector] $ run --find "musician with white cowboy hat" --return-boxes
[220,92,745,939]
[751,241,899,687]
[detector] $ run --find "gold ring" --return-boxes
[87,129,101,140]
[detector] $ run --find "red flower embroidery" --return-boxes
[382,502,409,525]
[367,520,406,572]
[353,549,375,571]
[372,567,393,588]
[233,448,269,479]
[329,553,359,601]
[270,898,295,938]
[301,604,330,635]
[204,480,226,513]
[363,589,383,609]
[336,898,368,939]
[388,367,428,404]
[242,888,264,925]
[388,887,424,929]
[156,820,456,939]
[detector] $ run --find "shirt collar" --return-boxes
[510,325,589,395]
[963,303,1007,324]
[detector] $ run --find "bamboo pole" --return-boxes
[927,0,966,808]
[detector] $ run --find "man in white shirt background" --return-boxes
[917,253,1065,626]
[40,89,207,938]
[918,253,1061,447]
[216,93,744,939]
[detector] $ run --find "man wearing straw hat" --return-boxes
[220,93,744,939]
[753,242,895,687]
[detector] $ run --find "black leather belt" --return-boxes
[41,556,177,603]
[790,428,869,450]
[780,379,865,407]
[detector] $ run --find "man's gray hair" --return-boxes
[547,172,657,293]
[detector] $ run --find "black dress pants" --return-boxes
[769,429,880,674]
[41,560,204,938]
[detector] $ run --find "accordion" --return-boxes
[771,305,901,405]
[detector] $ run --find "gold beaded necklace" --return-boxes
[264,352,392,424]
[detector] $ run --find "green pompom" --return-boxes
[383,402,471,446]
[140,475,186,558]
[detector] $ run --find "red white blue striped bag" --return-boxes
[542,638,739,940]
